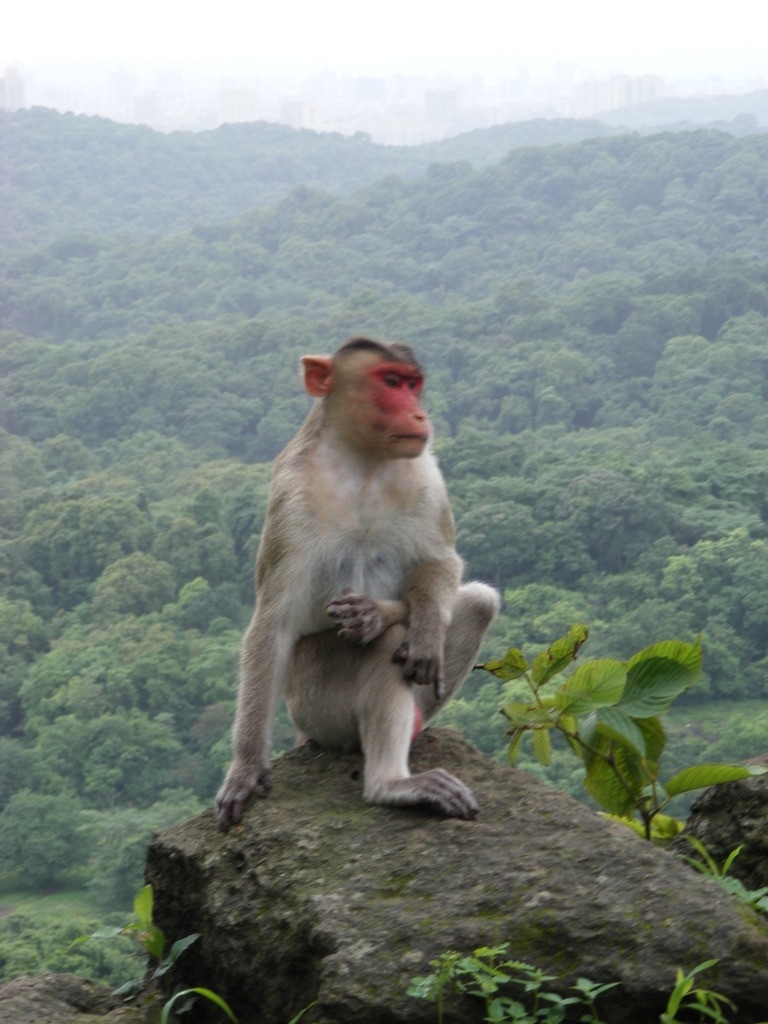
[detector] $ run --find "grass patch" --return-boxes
[0,884,138,989]
[0,887,104,922]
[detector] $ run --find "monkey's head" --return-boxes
[302,337,430,461]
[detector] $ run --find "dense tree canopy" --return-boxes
[1,110,767,956]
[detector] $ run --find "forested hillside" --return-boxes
[1,109,768,984]
[0,108,619,251]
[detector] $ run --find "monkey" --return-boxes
[215,337,500,830]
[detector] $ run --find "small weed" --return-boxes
[410,947,768,1024]
[73,884,239,1022]
[408,942,614,1023]
[681,838,768,913]
[659,960,736,1024]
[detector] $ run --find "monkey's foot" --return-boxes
[215,762,273,831]
[368,768,478,820]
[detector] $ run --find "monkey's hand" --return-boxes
[393,637,444,699]
[327,590,385,644]
[215,759,273,831]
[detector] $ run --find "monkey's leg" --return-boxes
[360,582,499,819]
[415,581,500,723]
[288,630,479,819]
[286,631,363,751]
[356,626,479,820]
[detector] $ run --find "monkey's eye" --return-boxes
[383,373,402,388]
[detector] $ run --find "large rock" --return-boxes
[145,729,768,1024]
[0,973,160,1023]
[671,753,768,891]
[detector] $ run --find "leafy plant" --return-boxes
[162,986,239,1023]
[410,947,768,1024]
[681,839,768,913]
[478,627,766,842]
[660,960,737,1024]
[408,942,615,1023]
[75,885,239,1021]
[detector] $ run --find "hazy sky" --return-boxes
[5,0,767,79]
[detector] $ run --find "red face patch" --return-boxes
[369,363,424,415]
[354,360,430,458]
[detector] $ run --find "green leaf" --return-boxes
[153,932,201,978]
[500,701,536,727]
[532,727,552,766]
[162,988,239,1024]
[477,647,529,681]
[501,701,553,731]
[649,813,685,840]
[287,1002,318,1024]
[637,716,667,768]
[113,979,143,999]
[554,659,625,714]
[583,732,646,816]
[681,836,722,876]
[558,713,582,756]
[721,845,744,876]
[627,638,702,676]
[531,624,589,688]
[618,640,701,718]
[165,932,200,964]
[89,926,125,941]
[595,707,646,757]
[507,729,524,765]
[134,885,154,929]
[578,711,599,746]
[665,763,767,797]
[584,753,636,817]
[141,925,166,961]
[130,884,165,960]
[603,811,683,844]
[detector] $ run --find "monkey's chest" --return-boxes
[306,463,428,601]
[319,521,410,598]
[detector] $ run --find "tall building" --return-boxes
[425,89,459,124]
[2,66,26,111]
[218,86,259,124]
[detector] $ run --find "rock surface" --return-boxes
[0,972,161,1023]
[671,753,768,890]
[145,729,768,1024]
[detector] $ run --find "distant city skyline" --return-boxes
[5,0,767,142]
[4,57,764,144]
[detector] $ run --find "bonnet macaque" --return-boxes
[215,337,499,830]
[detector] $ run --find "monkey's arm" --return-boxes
[215,610,292,830]
[393,551,463,699]
[326,590,408,644]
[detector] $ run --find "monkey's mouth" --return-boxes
[392,433,429,442]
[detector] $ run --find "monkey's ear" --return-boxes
[302,356,334,397]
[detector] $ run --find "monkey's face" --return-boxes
[360,362,431,460]
[333,356,430,460]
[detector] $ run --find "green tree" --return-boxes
[0,738,34,810]
[0,596,47,732]
[0,791,88,888]
[31,711,183,808]
[85,789,203,909]
[92,552,177,618]
[21,495,152,606]
[455,501,537,592]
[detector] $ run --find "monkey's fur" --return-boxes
[216,338,499,830]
